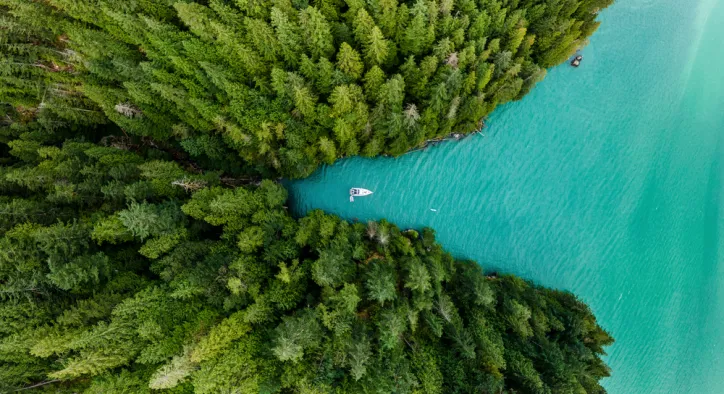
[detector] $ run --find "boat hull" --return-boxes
[349,188,373,201]
[351,188,373,196]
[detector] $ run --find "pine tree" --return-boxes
[271,7,303,66]
[336,43,364,80]
[299,6,335,61]
[364,26,390,66]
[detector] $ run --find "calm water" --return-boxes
[288,0,724,392]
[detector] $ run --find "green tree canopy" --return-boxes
[2,0,613,178]
[0,135,613,392]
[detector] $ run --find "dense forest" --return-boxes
[1,0,614,392]
[0,136,612,392]
[2,0,613,177]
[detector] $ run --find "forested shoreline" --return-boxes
[0,138,613,392]
[2,0,612,178]
[2,0,614,392]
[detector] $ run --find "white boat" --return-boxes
[350,188,373,202]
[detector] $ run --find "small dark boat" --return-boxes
[571,55,583,67]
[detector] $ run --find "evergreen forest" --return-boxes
[1,0,614,392]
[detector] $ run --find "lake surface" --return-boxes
[288,0,724,392]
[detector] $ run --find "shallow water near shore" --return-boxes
[288,0,724,392]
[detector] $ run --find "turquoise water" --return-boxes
[288,0,724,393]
